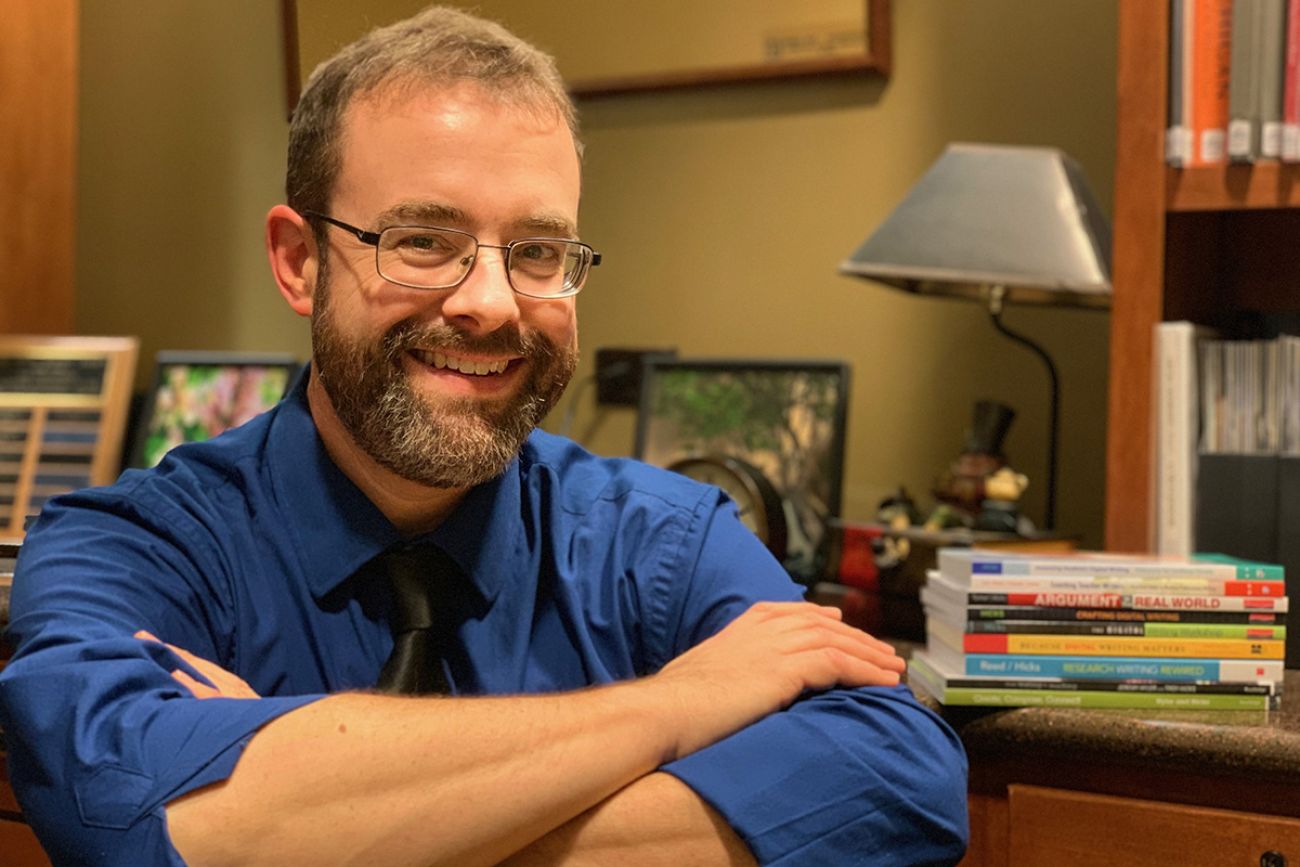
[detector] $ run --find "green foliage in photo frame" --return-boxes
[650,368,840,467]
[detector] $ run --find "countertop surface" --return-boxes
[910,669,1300,797]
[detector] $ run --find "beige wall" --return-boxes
[76,0,311,371]
[78,1,1117,547]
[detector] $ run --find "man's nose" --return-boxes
[438,246,521,333]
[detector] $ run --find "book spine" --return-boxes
[1229,0,1261,160]
[1155,322,1206,557]
[963,633,1285,659]
[1195,0,1234,165]
[939,550,1285,581]
[965,590,1289,611]
[964,605,1285,624]
[964,575,1286,596]
[1169,0,1194,164]
[963,620,1286,640]
[958,654,1283,682]
[1283,0,1300,160]
[909,653,1279,695]
[1260,0,1289,158]
[915,684,1275,711]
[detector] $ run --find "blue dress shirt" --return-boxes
[0,379,968,866]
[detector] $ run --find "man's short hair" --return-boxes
[286,4,579,228]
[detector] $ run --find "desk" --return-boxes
[928,670,1300,866]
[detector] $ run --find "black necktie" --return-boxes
[375,545,456,695]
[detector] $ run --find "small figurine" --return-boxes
[932,400,1017,522]
[974,466,1030,534]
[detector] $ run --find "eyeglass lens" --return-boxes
[377,227,591,295]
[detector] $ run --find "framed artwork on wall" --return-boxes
[635,358,850,582]
[284,0,890,110]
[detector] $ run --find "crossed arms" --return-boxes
[155,602,907,866]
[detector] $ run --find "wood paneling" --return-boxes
[0,0,77,335]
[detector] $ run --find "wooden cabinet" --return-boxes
[1105,0,1300,552]
[0,755,50,867]
[1004,785,1300,867]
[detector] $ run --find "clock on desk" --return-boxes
[667,454,788,561]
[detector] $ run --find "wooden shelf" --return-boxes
[1167,163,1300,212]
[1106,1,1300,551]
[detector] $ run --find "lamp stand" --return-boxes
[986,285,1059,531]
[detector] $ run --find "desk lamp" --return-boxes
[839,143,1112,530]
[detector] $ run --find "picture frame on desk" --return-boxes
[635,358,850,582]
[129,351,301,470]
[0,335,137,537]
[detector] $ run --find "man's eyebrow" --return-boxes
[374,202,471,228]
[513,215,578,238]
[374,203,578,238]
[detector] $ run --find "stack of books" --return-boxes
[907,548,1286,711]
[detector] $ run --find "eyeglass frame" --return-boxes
[302,209,602,299]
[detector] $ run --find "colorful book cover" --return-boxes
[937,547,1285,581]
[961,620,1285,640]
[957,632,1285,660]
[924,570,1290,613]
[908,651,1278,710]
[922,645,1284,683]
[963,605,1284,625]
[954,575,1284,598]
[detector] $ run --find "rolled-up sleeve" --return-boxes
[0,492,322,866]
[658,498,969,865]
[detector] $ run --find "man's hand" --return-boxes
[134,630,260,699]
[650,601,905,760]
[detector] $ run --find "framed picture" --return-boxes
[131,352,302,469]
[285,0,890,108]
[636,358,850,580]
[0,335,138,536]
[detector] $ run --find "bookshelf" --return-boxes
[1105,0,1300,552]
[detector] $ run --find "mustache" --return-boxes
[382,318,555,361]
[377,317,564,369]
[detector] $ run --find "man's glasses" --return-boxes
[304,211,601,299]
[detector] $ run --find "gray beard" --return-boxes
[310,271,576,489]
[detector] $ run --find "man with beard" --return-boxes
[0,6,969,867]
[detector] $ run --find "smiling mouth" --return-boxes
[409,349,515,376]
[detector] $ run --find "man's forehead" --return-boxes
[341,78,571,145]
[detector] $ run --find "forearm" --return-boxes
[500,772,756,867]
[164,601,905,867]
[167,685,677,867]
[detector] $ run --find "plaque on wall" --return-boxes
[0,336,138,537]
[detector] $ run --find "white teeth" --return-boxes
[413,350,509,375]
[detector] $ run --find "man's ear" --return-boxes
[266,205,318,317]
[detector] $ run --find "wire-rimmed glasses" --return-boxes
[304,210,601,298]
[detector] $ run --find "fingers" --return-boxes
[172,669,223,699]
[133,629,261,699]
[742,602,904,672]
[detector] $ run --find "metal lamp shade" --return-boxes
[839,143,1112,307]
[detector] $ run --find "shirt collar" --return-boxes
[268,374,519,606]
